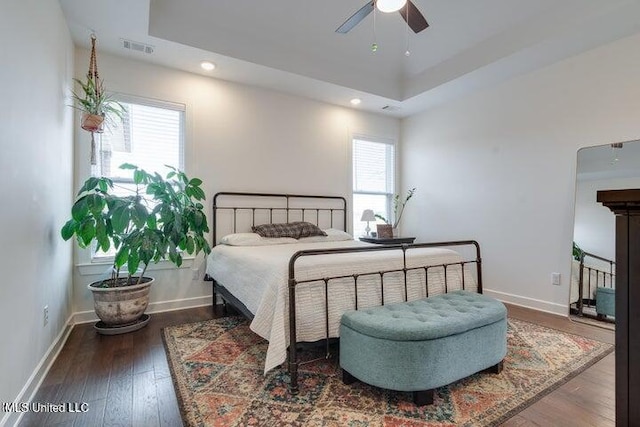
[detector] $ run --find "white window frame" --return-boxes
[351,135,397,237]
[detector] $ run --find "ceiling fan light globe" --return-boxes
[376,0,407,13]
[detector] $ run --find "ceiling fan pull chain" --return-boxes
[404,2,411,56]
[372,4,378,52]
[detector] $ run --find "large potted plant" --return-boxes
[61,163,211,334]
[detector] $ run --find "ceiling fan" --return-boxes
[336,0,429,34]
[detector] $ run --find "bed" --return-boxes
[205,192,483,391]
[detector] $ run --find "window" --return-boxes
[92,96,185,258]
[352,137,395,237]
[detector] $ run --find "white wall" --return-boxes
[72,49,400,318]
[0,0,74,423]
[574,175,640,262]
[401,31,640,315]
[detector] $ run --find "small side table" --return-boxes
[359,236,416,245]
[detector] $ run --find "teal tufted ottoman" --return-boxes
[596,286,615,318]
[339,290,508,405]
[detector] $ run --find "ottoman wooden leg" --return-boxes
[342,369,358,385]
[413,389,434,406]
[488,360,504,374]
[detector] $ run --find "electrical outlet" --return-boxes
[551,273,561,286]
[43,305,49,326]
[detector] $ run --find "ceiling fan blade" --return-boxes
[399,0,429,33]
[336,1,375,34]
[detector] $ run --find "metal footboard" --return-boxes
[286,240,482,392]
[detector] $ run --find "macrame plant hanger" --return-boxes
[84,34,102,165]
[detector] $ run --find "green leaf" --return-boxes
[119,163,138,170]
[189,178,202,186]
[78,218,96,247]
[202,239,211,254]
[133,169,144,184]
[61,220,77,241]
[71,198,89,221]
[374,213,389,224]
[86,194,106,216]
[194,210,204,228]
[127,252,140,276]
[192,186,206,201]
[133,203,148,228]
[115,247,128,268]
[95,220,109,252]
[146,214,157,230]
[77,177,99,196]
[98,178,110,193]
[111,206,131,233]
[185,236,194,254]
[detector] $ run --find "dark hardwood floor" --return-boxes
[18,304,614,427]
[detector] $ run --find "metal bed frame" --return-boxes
[571,251,615,321]
[207,192,483,392]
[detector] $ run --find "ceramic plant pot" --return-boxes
[88,277,153,327]
[81,112,105,133]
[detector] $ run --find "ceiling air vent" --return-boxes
[382,105,400,112]
[121,38,154,54]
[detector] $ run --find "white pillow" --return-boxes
[298,228,353,243]
[220,233,298,246]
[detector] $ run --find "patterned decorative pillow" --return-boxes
[252,221,327,239]
[295,221,327,238]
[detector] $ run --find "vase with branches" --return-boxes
[374,187,416,237]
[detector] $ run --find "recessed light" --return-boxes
[350,98,362,106]
[200,61,216,71]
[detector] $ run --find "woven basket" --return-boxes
[376,224,393,238]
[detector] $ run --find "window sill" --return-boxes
[76,257,195,276]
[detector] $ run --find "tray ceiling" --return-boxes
[60,0,640,117]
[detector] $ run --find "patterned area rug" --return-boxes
[162,317,613,426]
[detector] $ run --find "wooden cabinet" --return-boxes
[597,189,640,426]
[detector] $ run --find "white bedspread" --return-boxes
[206,240,475,373]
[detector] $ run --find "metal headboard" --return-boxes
[212,192,348,245]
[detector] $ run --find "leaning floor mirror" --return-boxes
[570,139,640,327]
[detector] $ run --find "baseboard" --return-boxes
[2,315,75,427]
[484,288,569,317]
[72,295,213,324]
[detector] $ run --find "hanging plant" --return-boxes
[70,35,125,165]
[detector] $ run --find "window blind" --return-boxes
[95,99,185,181]
[352,138,395,237]
[353,139,394,193]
